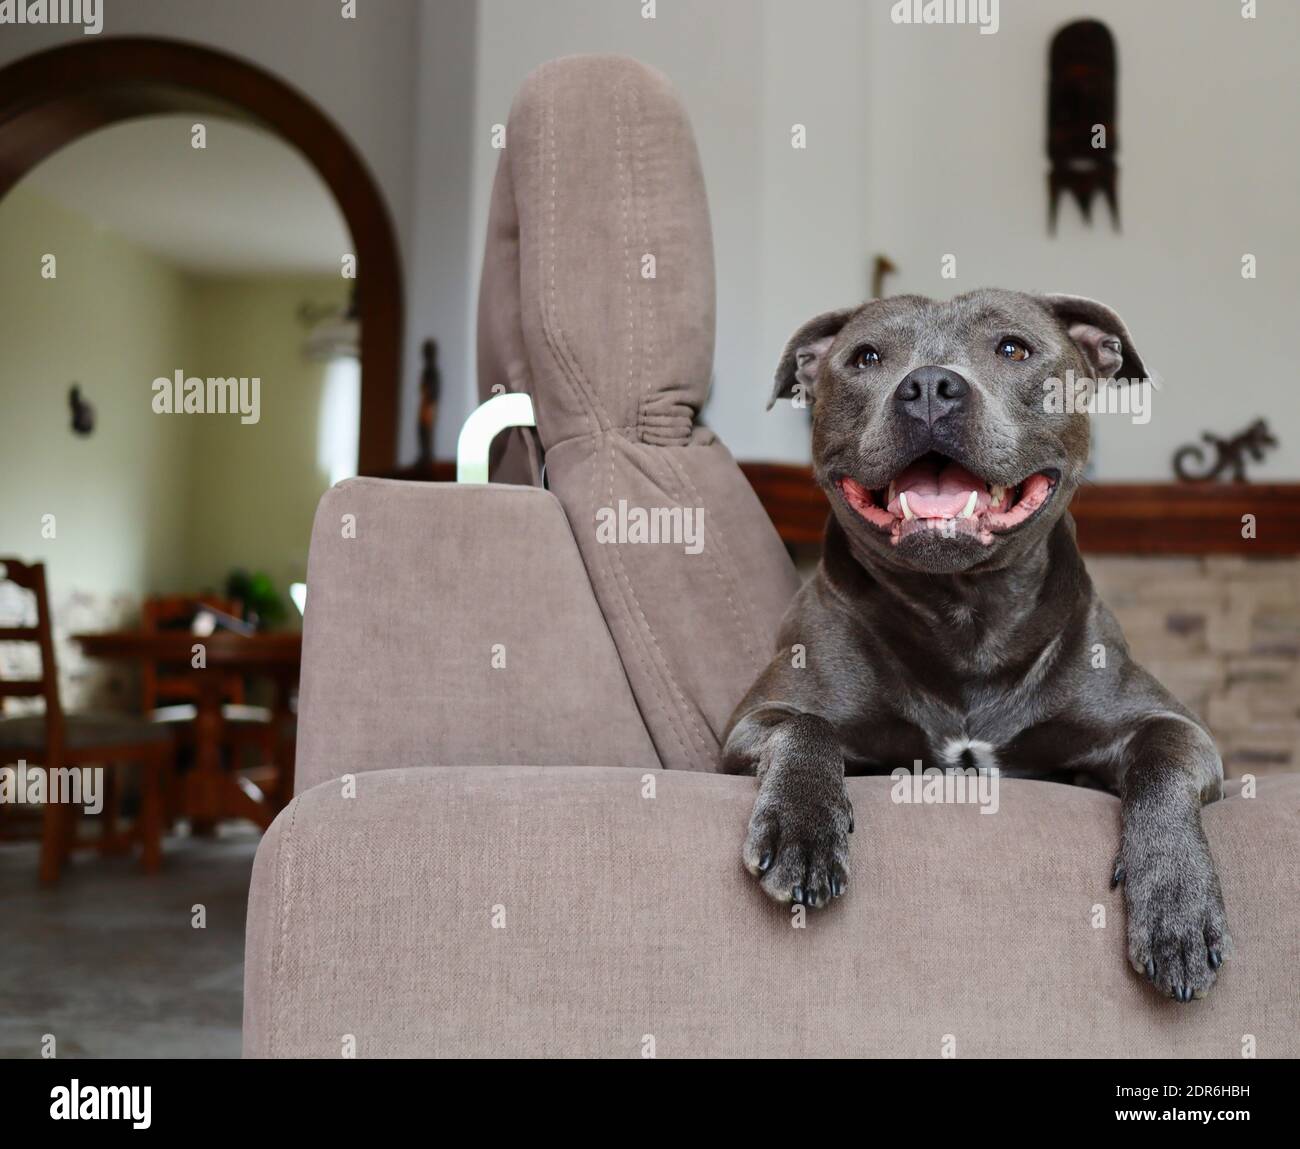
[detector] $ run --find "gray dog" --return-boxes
[723,289,1230,1002]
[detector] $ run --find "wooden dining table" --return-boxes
[74,629,302,830]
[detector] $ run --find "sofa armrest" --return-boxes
[244,767,1300,1058]
[293,479,657,794]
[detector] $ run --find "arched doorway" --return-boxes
[0,36,402,475]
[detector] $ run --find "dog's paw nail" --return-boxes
[1110,861,1126,888]
[848,811,855,834]
[791,885,804,905]
[830,876,842,897]
[758,850,772,873]
[1207,948,1222,970]
[1144,959,1156,981]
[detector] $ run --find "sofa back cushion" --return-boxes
[477,56,799,771]
[294,479,658,794]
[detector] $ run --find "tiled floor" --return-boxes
[0,824,258,1059]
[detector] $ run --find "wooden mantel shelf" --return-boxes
[381,458,1298,556]
[738,463,1300,556]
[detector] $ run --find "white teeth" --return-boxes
[989,484,1006,507]
[959,491,978,519]
[899,492,915,521]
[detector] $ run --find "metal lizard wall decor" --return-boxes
[1172,419,1279,482]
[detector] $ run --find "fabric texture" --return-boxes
[244,767,1300,1058]
[292,478,658,795]
[482,55,800,770]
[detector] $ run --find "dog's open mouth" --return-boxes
[838,452,1059,546]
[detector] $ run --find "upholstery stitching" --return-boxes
[532,64,605,434]
[625,80,714,762]
[616,85,636,428]
[607,76,696,766]
[269,795,299,1059]
[546,475,659,757]
[658,445,765,670]
[604,434,699,766]
[534,66,687,767]
[634,82,657,445]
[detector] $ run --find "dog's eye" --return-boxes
[996,338,1031,362]
[849,345,881,369]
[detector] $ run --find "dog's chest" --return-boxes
[891,671,1047,774]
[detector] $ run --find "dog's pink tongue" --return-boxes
[887,459,987,518]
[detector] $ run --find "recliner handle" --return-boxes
[456,393,537,484]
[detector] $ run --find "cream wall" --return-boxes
[0,186,347,611]
[182,274,350,596]
[0,186,196,602]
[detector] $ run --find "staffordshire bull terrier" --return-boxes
[723,289,1231,1002]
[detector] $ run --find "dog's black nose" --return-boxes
[893,366,970,425]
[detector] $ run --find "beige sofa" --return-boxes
[243,55,1300,1058]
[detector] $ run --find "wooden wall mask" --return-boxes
[1048,19,1119,232]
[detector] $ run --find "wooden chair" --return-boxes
[0,558,173,883]
[140,594,287,817]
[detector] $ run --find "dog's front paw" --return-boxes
[1113,844,1232,1002]
[743,766,853,909]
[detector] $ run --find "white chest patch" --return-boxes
[940,736,999,771]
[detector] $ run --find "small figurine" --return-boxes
[1172,418,1278,482]
[69,385,94,436]
[417,338,441,464]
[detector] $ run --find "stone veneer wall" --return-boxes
[1087,556,1299,779]
[0,584,137,722]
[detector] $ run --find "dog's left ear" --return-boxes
[769,307,858,410]
[1039,294,1150,382]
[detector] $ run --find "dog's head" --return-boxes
[771,289,1149,573]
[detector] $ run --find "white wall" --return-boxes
[755,0,869,463]
[460,0,1298,478]
[406,0,480,462]
[860,0,1300,479]
[460,0,871,466]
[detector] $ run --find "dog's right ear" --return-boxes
[769,307,857,410]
